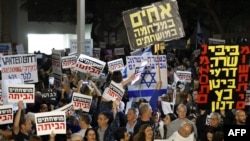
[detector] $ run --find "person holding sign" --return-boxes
[61,80,73,103]
[100,71,134,112]
[13,100,33,141]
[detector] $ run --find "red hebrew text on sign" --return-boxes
[37,122,65,131]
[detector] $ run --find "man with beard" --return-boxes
[235,110,247,125]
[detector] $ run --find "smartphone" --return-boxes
[82,81,88,84]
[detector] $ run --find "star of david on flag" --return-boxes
[140,69,157,88]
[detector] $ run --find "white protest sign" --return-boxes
[114,48,125,56]
[75,54,106,77]
[55,102,75,117]
[131,61,148,85]
[93,48,101,59]
[35,111,66,136]
[49,77,54,85]
[69,39,93,56]
[161,101,173,115]
[52,49,62,75]
[61,55,77,69]
[16,44,25,54]
[102,81,125,104]
[2,79,26,111]
[70,39,77,53]
[85,39,94,57]
[72,93,92,112]
[52,49,63,89]
[130,48,142,56]
[1,54,38,83]
[7,84,35,103]
[0,105,13,125]
[107,58,125,72]
[208,38,225,45]
[176,71,192,83]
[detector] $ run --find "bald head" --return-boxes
[71,133,83,141]
[178,122,193,138]
[235,110,247,125]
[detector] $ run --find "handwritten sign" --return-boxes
[75,54,106,77]
[1,54,38,83]
[0,105,13,125]
[35,111,66,136]
[107,58,125,72]
[8,84,35,103]
[72,93,92,112]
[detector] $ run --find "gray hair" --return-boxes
[209,112,221,121]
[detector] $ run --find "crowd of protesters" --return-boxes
[0,47,249,141]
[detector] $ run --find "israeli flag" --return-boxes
[122,47,152,78]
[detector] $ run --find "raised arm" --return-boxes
[89,80,101,96]
[13,100,23,135]
[121,73,135,87]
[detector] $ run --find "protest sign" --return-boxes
[175,71,192,83]
[107,58,125,72]
[35,111,66,136]
[1,79,26,111]
[7,84,35,103]
[1,54,38,83]
[55,102,75,117]
[102,81,125,104]
[123,0,185,49]
[61,55,77,69]
[75,54,106,77]
[131,61,148,85]
[72,93,92,112]
[114,48,125,56]
[130,48,142,56]
[41,88,57,99]
[0,105,13,125]
[52,49,63,89]
[126,55,167,101]
[198,44,250,111]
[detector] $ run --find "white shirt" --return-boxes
[77,125,92,137]
[167,131,195,141]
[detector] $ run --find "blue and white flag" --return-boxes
[122,47,152,78]
[196,21,205,49]
[126,52,167,110]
